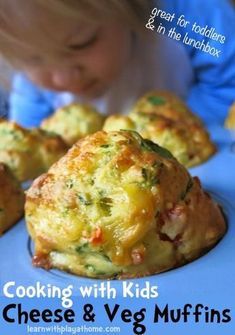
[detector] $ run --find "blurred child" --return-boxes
[0,0,234,126]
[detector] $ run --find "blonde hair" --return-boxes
[0,0,153,66]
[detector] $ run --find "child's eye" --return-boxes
[67,35,97,51]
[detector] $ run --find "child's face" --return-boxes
[22,19,133,98]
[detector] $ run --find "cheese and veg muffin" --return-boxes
[103,92,216,167]
[225,102,235,129]
[0,163,25,235]
[0,120,68,181]
[25,130,226,278]
[131,91,201,124]
[41,103,105,146]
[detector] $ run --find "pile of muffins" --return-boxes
[1,91,228,279]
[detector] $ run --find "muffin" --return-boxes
[103,91,216,167]
[25,130,226,278]
[131,91,201,124]
[41,103,105,146]
[225,102,235,129]
[0,163,25,235]
[0,120,68,181]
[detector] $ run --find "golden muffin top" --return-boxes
[26,130,225,278]
[225,102,235,129]
[131,91,201,124]
[0,162,25,235]
[103,91,216,167]
[41,103,105,146]
[26,130,190,264]
[0,119,68,181]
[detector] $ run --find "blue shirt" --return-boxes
[163,0,235,123]
[9,0,235,126]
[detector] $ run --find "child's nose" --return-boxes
[51,68,79,90]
